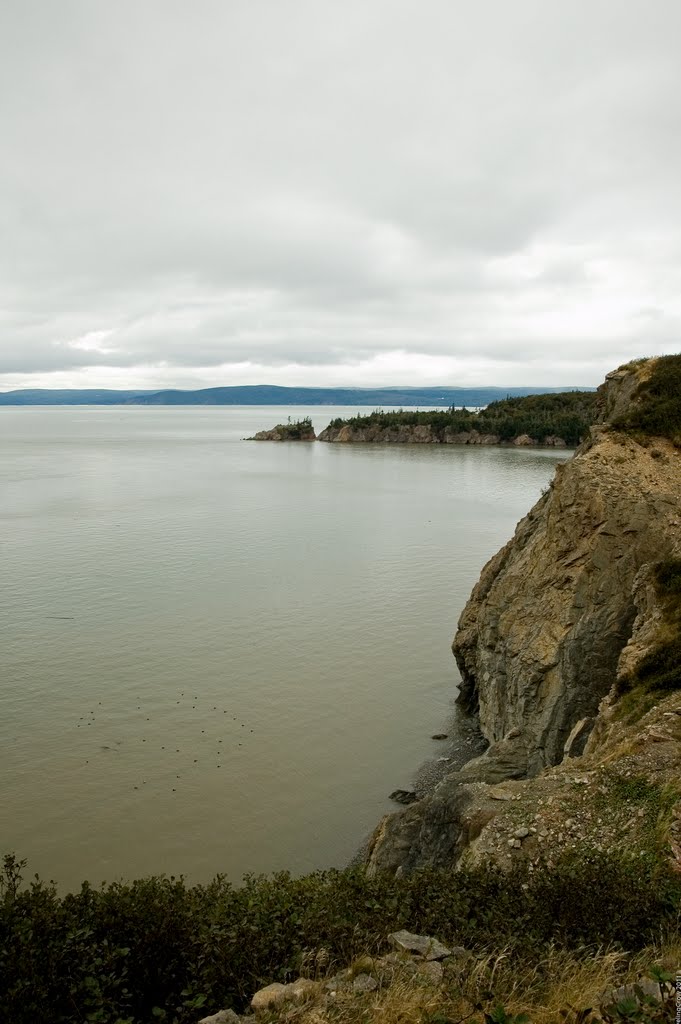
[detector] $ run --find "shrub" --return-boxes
[1,849,679,1024]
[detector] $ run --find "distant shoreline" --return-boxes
[0,384,595,407]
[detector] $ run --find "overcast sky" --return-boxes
[1,0,680,391]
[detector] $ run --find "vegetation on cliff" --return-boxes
[326,391,598,446]
[612,354,681,443]
[1,849,678,1023]
[617,558,681,701]
[249,417,316,440]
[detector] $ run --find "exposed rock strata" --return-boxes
[365,360,681,875]
[455,429,680,772]
[317,423,568,446]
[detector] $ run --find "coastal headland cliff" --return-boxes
[250,392,598,447]
[317,392,596,447]
[4,358,681,1023]
[364,356,681,876]
[317,422,569,445]
[248,417,316,441]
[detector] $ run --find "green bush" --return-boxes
[1,849,679,1024]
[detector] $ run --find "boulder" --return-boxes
[198,1012,241,1024]
[388,930,452,960]
[389,789,418,805]
[250,983,289,1011]
[250,977,318,1010]
[352,973,379,993]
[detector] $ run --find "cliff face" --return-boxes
[249,423,316,441]
[364,360,681,875]
[455,428,680,773]
[317,423,567,446]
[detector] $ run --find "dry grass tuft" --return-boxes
[272,937,681,1024]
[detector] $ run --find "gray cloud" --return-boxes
[0,0,680,389]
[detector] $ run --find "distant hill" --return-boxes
[0,385,594,407]
[0,389,155,405]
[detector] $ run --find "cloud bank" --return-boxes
[1,0,680,389]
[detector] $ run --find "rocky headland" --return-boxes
[5,358,681,1024]
[317,422,569,445]
[364,357,681,876]
[248,391,596,447]
[248,417,316,441]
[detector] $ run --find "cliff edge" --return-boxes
[365,357,681,875]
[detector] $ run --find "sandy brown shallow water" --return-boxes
[1,405,570,889]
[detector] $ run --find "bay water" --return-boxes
[1,406,571,889]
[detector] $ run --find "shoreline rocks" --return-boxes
[248,422,316,441]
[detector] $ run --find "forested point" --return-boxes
[271,417,314,439]
[328,390,599,446]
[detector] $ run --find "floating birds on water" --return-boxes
[73,690,256,798]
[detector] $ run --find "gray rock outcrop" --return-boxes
[454,428,679,773]
[318,424,511,445]
[249,423,316,441]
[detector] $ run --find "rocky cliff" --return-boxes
[317,423,568,446]
[248,420,316,441]
[364,359,681,875]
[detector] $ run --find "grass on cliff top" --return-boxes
[611,353,681,443]
[327,391,598,446]
[277,940,680,1024]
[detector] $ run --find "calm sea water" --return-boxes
[0,406,571,889]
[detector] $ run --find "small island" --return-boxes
[248,417,316,441]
